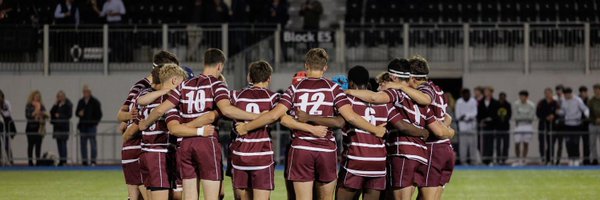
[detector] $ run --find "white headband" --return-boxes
[411,74,428,78]
[388,69,411,78]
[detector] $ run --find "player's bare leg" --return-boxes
[316,180,336,200]
[435,186,444,200]
[394,186,415,200]
[200,179,222,200]
[293,181,314,200]
[171,188,183,200]
[335,187,358,200]
[362,189,381,200]
[253,189,270,200]
[127,185,141,200]
[235,189,250,200]
[418,187,439,200]
[138,185,149,200]
[182,178,199,200]
[150,189,170,200]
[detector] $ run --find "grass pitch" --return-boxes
[0,168,599,199]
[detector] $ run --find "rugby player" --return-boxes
[345,58,454,200]
[236,48,387,200]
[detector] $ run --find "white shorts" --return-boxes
[514,132,533,143]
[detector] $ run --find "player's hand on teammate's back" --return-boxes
[308,125,328,138]
[236,123,248,136]
[374,123,387,138]
[202,125,215,137]
[296,110,309,123]
[130,107,139,120]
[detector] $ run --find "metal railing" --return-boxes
[0,22,598,77]
[2,117,598,166]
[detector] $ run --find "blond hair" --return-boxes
[305,48,329,70]
[27,90,43,105]
[159,64,187,83]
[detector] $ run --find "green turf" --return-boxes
[0,170,599,199]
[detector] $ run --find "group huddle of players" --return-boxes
[116,47,456,200]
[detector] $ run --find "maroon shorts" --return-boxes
[286,147,337,183]
[140,151,174,189]
[232,165,275,190]
[388,156,423,189]
[338,168,386,191]
[416,143,455,187]
[178,137,223,181]
[121,147,142,185]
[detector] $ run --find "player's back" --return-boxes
[420,81,450,143]
[137,88,172,153]
[384,88,433,164]
[280,77,350,151]
[166,74,229,140]
[230,86,279,168]
[342,96,394,177]
[122,78,151,149]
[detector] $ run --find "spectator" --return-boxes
[25,90,47,166]
[589,84,600,165]
[54,0,79,26]
[554,84,565,104]
[186,0,207,61]
[0,89,15,165]
[456,88,481,165]
[536,88,559,165]
[50,90,72,166]
[478,86,499,165]
[267,0,289,27]
[473,86,484,102]
[497,92,512,165]
[93,0,126,24]
[299,0,323,30]
[579,86,591,165]
[76,85,102,166]
[557,87,589,166]
[512,90,535,166]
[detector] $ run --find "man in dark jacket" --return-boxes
[76,85,102,166]
[477,87,500,165]
[50,91,72,166]
[497,92,512,165]
[536,88,559,165]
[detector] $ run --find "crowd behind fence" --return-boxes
[1,119,598,167]
[1,22,599,76]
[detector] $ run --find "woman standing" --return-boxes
[50,91,72,166]
[25,90,47,166]
[0,90,16,165]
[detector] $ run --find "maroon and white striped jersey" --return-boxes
[135,88,176,153]
[123,78,152,108]
[418,81,450,144]
[279,77,351,152]
[164,74,230,140]
[341,96,402,177]
[121,78,150,163]
[384,88,435,164]
[229,86,279,170]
